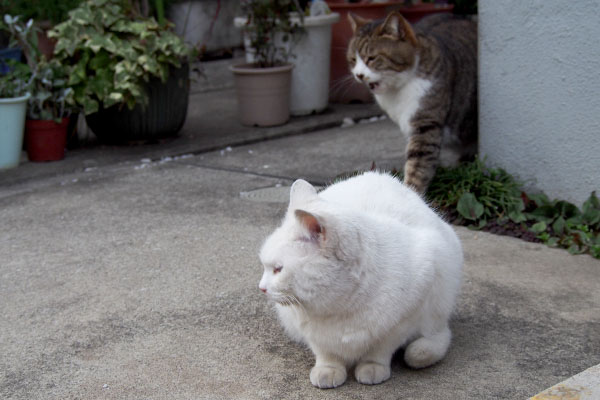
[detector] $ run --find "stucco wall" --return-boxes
[168,0,242,52]
[479,0,600,205]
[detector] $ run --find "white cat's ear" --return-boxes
[295,209,325,242]
[289,179,317,209]
[379,11,418,45]
[348,12,369,33]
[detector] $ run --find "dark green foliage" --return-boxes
[0,58,30,98]
[1,15,72,120]
[421,158,524,227]
[0,0,84,24]
[523,191,600,257]
[421,159,600,259]
[49,0,193,115]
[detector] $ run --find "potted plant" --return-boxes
[49,0,194,144]
[24,59,73,161]
[4,14,74,162]
[230,0,303,127]
[0,0,85,58]
[236,1,340,116]
[0,56,30,169]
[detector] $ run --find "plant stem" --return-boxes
[155,0,165,26]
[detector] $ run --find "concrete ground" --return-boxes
[1,59,599,399]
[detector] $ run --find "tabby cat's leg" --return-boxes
[403,126,443,194]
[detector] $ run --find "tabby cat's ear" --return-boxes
[348,12,369,33]
[378,11,418,45]
[295,209,325,242]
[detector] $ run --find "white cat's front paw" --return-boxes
[355,362,391,385]
[310,365,347,389]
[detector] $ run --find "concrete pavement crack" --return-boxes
[175,161,327,187]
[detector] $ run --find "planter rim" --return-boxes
[291,12,340,26]
[25,117,69,127]
[230,63,294,75]
[234,12,340,29]
[0,93,30,104]
[328,1,401,10]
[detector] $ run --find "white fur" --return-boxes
[259,172,463,388]
[351,54,432,138]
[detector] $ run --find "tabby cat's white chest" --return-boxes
[375,77,432,137]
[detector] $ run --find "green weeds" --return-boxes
[419,159,600,259]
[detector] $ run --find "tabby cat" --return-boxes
[347,12,477,194]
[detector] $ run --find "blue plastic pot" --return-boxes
[0,47,22,75]
[0,93,29,169]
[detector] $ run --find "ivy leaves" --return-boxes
[49,0,192,115]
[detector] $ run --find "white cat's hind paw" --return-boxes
[355,362,391,385]
[404,330,450,369]
[310,365,347,389]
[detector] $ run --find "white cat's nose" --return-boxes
[259,277,267,293]
[356,73,365,81]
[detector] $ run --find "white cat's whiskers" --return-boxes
[285,294,308,318]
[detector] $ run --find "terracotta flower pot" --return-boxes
[25,117,69,162]
[230,63,294,127]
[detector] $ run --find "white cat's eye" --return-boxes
[273,265,283,274]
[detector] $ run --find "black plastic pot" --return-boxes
[86,63,190,144]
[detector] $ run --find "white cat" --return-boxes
[258,172,463,389]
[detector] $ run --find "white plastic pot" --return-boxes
[235,12,340,116]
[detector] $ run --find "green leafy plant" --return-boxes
[26,59,73,120]
[422,158,524,228]
[240,0,304,67]
[0,59,30,98]
[422,158,600,259]
[49,0,193,115]
[524,192,600,257]
[2,15,72,120]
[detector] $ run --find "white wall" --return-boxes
[479,0,600,205]
[168,0,242,52]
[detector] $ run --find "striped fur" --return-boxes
[347,12,477,194]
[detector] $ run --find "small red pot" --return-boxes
[25,117,69,162]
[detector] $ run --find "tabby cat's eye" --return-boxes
[273,266,283,274]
